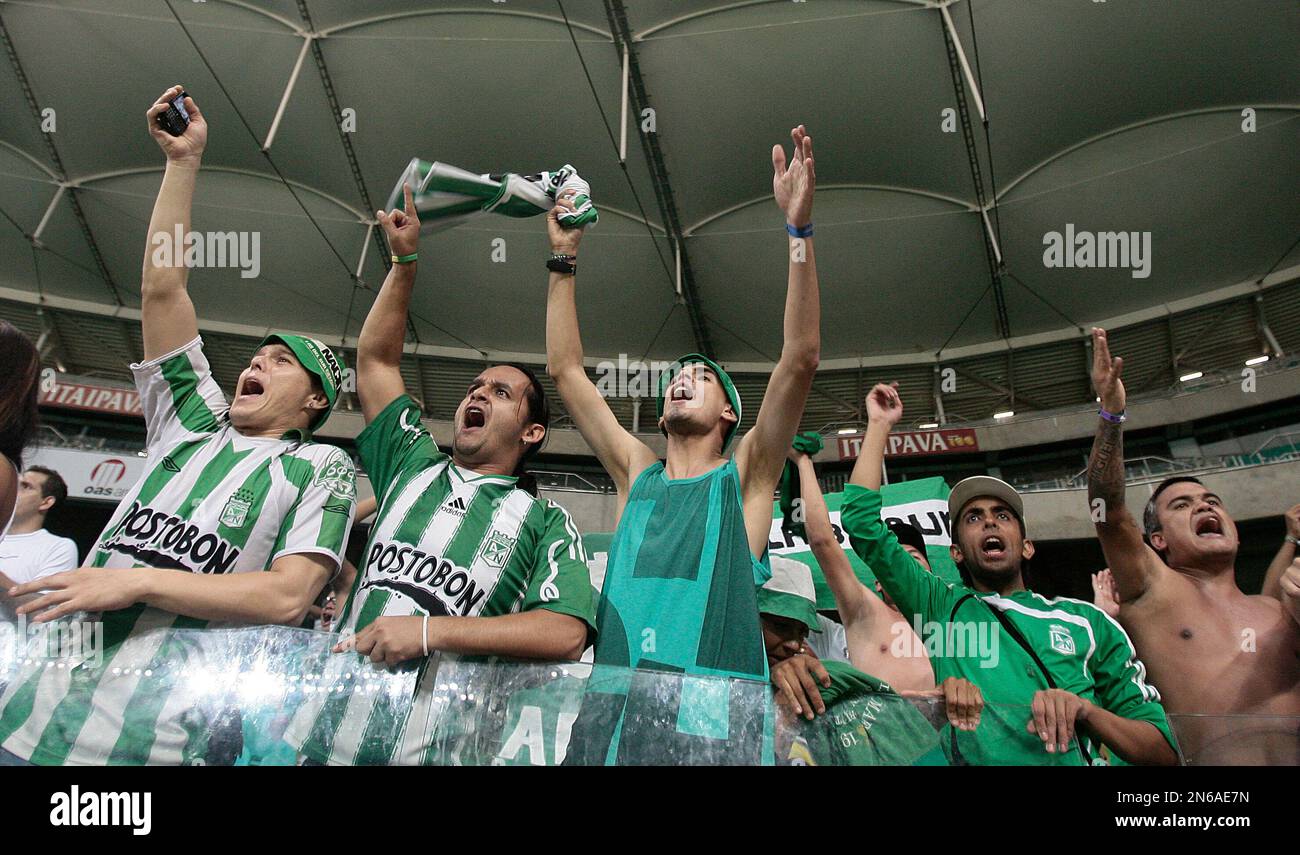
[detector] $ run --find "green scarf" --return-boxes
[388,158,598,233]
[779,431,824,539]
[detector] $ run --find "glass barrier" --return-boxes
[1,618,1295,765]
[1166,715,1300,766]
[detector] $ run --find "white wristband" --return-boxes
[421,614,429,657]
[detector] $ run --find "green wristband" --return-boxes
[392,252,419,264]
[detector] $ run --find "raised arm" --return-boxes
[1086,328,1165,604]
[736,126,820,550]
[1260,504,1299,601]
[792,451,868,619]
[841,383,951,622]
[848,382,899,492]
[544,200,655,495]
[141,85,207,361]
[357,184,422,423]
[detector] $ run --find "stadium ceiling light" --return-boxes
[918,422,939,429]
[993,411,1014,420]
[1179,371,1204,382]
[836,427,859,435]
[1245,355,1269,366]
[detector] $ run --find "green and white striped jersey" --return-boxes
[0,337,356,765]
[288,394,597,765]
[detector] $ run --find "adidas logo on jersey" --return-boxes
[442,495,469,517]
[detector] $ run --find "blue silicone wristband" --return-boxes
[785,222,813,238]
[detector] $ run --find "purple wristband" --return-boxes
[1099,408,1126,424]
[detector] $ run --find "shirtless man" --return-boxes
[1087,326,1300,763]
[773,428,983,733]
[778,445,935,695]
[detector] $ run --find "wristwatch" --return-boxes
[1287,535,1300,547]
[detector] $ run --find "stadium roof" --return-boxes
[2,0,1297,431]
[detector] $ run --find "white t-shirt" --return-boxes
[0,528,79,586]
[807,614,850,663]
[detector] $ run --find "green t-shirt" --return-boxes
[567,459,773,765]
[839,484,1177,766]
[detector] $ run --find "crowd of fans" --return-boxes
[0,90,1295,766]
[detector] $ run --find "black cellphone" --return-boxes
[156,91,191,136]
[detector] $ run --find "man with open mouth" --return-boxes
[0,86,357,766]
[286,183,597,766]
[1086,327,1299,764]
[840,381,1178,766]
[548,126,821,764]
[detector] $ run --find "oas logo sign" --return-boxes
[86,458,128,497]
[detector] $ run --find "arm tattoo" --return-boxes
[1087,419,1125,509]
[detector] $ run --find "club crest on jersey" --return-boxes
[1049,624,1076,656]
[314,452,356,501]
[220,491,253,528]
[481,530,517,569]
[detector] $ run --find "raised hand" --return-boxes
[1284,503,1300,540]
[1091,327,1126,414]
[1091,568,1120,619]
[864,382,903,427]
[1281,558,1300,624]
[547,190,583,256]
[146,85,207,164]
[772,124,815,228]
[377,183,421,259]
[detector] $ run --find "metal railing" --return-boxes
[1012,443,1300,493]
[532,470,616,494]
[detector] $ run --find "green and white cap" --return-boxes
[257,333,344,429]
[759,555,822,633]
[655,353,743,452]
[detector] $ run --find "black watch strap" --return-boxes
[547,254,577,275]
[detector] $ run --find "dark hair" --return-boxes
[1142,476,1204,559]
[25,465,67,514]
[505,363,549,496]
[0,321,41,470]
[1143,476,1203,538]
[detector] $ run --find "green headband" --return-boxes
[655,353,743,452]
[257,334,343,430]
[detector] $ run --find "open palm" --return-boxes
[772,125,815,227]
